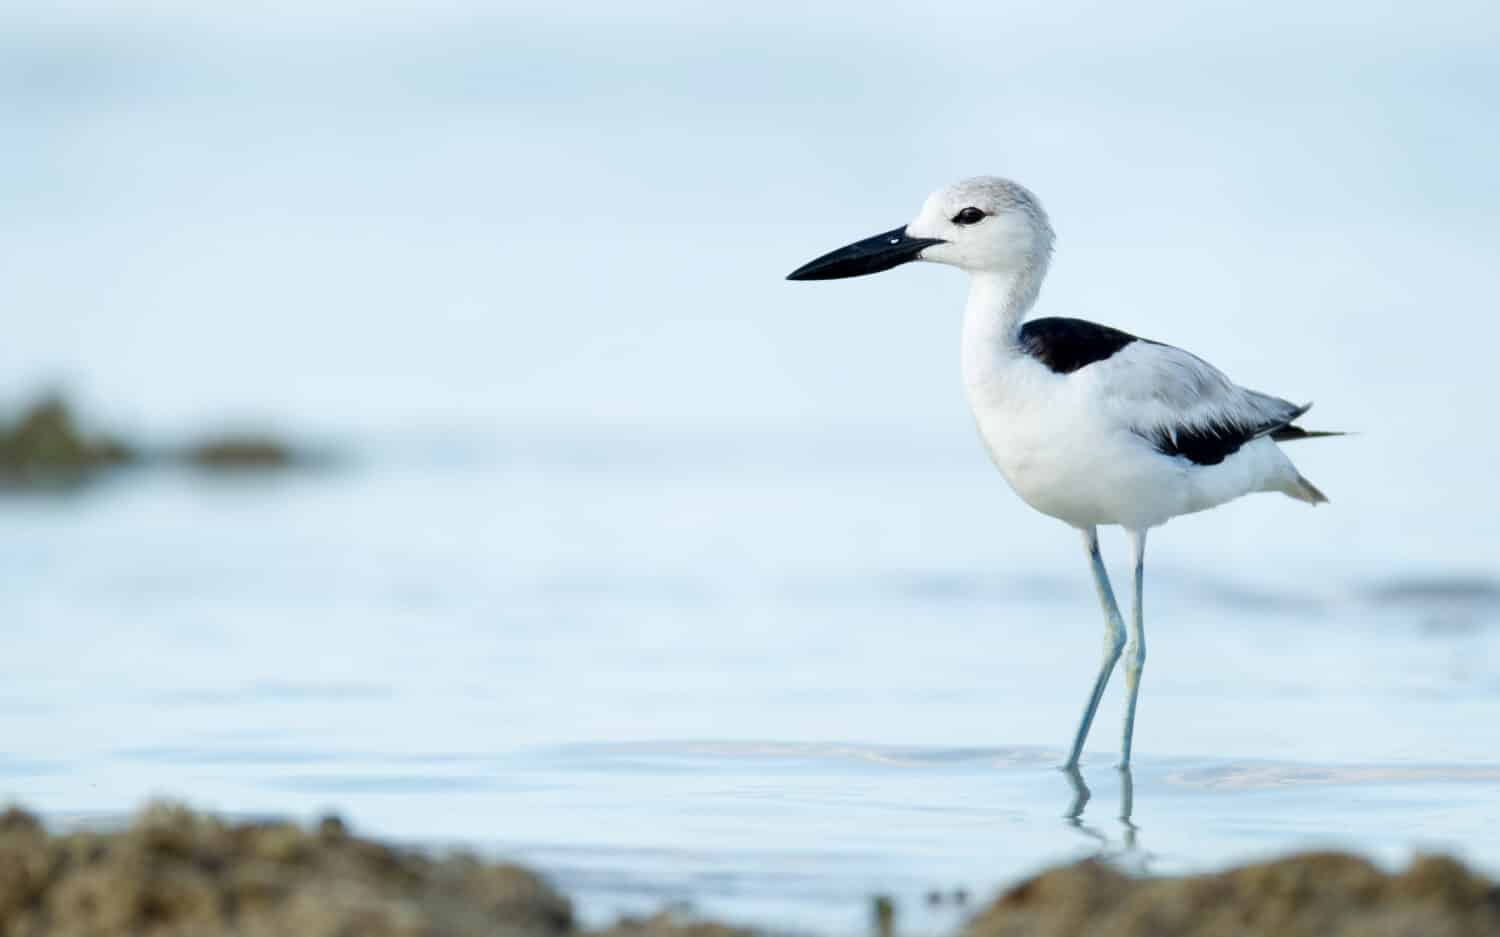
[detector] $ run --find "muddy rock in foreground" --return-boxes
[0,803,573,937]
[0,804,754,937]
[963,851,1500,937]
[3,802,1497,937]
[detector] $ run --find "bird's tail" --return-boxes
[1283,473,1329,505]
[1270,426,1347,443]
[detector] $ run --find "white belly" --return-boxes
[975,405,1185,529]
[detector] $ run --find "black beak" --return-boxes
[786,226,946,281]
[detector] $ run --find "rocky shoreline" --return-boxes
[1,803,1497,937]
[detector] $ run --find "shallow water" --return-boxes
[3,442,1499,935]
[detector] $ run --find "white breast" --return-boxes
[966,354,1152,528]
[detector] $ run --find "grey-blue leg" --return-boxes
[1063,527,1126,768]
[1119,528,1148,766]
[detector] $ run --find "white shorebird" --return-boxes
[787,177,1340,767]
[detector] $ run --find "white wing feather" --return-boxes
[1085,341,1303,447]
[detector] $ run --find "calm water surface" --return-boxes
[3,440,1498,935]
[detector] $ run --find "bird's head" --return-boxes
[786,177,1054,281]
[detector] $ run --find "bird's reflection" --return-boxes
[1062,764,1149,872]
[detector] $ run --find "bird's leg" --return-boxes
[1119,528,1148,767]
[1063,527,1126,768]
[1062,763,1091,822]
[1118,764,1144,863]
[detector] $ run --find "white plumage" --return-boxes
[966,335,1324,532]
[789,176,1340,768]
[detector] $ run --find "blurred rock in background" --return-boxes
[0,394,135,489]
[0,393,315,491]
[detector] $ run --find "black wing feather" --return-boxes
[1017,317,1138,374]
[1149,403,1311,466]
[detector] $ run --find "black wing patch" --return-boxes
[1018,317,1139,374]
[1149,421,1265,466]
[1148,404,1311,466]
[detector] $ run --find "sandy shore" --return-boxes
[1,802,1497,937]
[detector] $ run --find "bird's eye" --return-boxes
[951,206,986,225]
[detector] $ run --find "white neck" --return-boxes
[960,265,1045,396]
